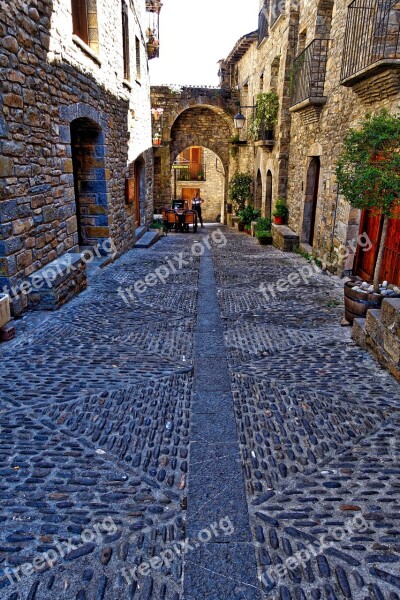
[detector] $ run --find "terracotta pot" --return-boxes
[153,139,161,146]
[274,215,283,225]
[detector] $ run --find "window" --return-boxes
[71,0,99,54]
[71,0,89,45]
[122,2,130,80]
[135,36,141,81]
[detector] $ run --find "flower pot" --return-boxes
[153,139,161,146]
[237,221,245,232]
[274,216,283,225]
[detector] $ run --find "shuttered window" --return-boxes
[71,0,89,45]
[122,2,130,80]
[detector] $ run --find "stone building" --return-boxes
[0,0,160,315]
[218,0,400,282]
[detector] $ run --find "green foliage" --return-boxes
[336,110,400,219]
[256,230,272,244]
[294,245,313,261]
[228,172,253,213]
[255,217,272,232]
[272,198,289,220]
[237,204,260,226]
[248,92,279,140]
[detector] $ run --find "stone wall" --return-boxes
[0,0,153,315]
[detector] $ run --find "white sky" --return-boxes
[149,0,260,86]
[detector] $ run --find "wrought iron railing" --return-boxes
[290,39,329,107]
[258,6,268,45]
[255,124,275,141]
[175,162,206,181]
[341,0,400,81]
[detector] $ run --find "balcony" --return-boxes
[289,39,329,112]
[173,161,206,182]
[253,124,275,148]
[341,0,400,86]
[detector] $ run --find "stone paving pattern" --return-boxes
[0,227,399,599]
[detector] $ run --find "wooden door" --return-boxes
[190,147,201,179]
[181,188,200,209]
[355,209,400,285]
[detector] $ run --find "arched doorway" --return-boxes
[265,170,272,218]
[133,156,145,228]
[70,118,109,247]
[302,157,320,246]
[255,170,262,211]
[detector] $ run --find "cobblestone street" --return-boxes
[0,226,399,600]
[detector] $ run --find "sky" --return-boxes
[149,0,260,87]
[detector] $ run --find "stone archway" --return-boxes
[150,86,239,219]
[302,157,320,246]
[70,117,109,248]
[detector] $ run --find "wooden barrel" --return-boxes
[344,280,383,323]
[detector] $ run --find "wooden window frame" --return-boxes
[122,2,130,81]
[135,36,141,81]
[71,0,89,45]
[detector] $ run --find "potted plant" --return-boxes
[255,216,273,244]
[152,133,162,146]
[248,92,279,141]
[151,107,164,121]
[228,173,253,230]
[272,198,288,224]
[336,109,400,320]
[237,205,261,233]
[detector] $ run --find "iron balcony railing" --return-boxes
[176,161,206,182]
[255,123,275,142]
[290,39,329,107]
[258,6,268,45]
[341,0,400,82]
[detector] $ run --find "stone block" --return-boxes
[42,205,57,223]
[381,297,400,333]
[383,328,400,365]
[85,226,110,238]
[272,224,299,251]
[0,156,14,178]
[66,216,77,235]
[28,253,87,310]
[351,318,367,349]
[3,93,23,109]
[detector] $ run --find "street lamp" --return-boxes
[233,105,256,130]
[233,111,246,129]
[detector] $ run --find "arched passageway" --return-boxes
[70,117,109,247]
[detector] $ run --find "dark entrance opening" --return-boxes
[134,156,145,228]
[266,170,272,218]
[302,157,320,246]
[255,170,262,210]
[71,118,109,248]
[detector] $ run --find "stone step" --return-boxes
[135,226,147,242]
[134,230,160,248]
[351,317,367,348]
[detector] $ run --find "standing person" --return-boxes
[191,191,205,228]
